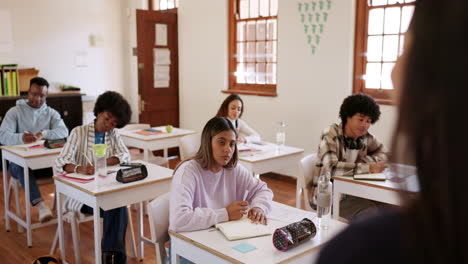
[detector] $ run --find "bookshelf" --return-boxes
[0,64,19,96]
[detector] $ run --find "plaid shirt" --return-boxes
[308,123,387,189]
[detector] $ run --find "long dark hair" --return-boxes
[392,1,468,262]
[216,94,244,119]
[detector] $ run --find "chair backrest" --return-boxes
[147,192,170,264]
[179,134,201,160]
[120,123,151,131]
[299,153,317,211]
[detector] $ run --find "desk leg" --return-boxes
[57,192,66,261]
[143,149,149,162]
[2,156,10,232]
[171,240,178,264]
[24,166,32,247]
[332,185,341,220]
[94,204,102,264]
[138,201,144,259]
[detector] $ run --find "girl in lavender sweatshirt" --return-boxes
[169,117,273,232]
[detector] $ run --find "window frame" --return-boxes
[353,0,414,105]
[225,0,278,97]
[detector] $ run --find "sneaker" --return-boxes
[38,205,53,223]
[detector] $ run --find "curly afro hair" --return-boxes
[339,93,380,125]
[93,91,132,128]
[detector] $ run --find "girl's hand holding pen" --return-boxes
[248,207,267,225]
[226,201,249,221]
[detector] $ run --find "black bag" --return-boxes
[272,218,316,251]
[116,164,148,183]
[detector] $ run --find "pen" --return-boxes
[83,152,93,165]
[242,190,249,201]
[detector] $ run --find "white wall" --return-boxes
[178,0,397,176]
[0,0,125,97]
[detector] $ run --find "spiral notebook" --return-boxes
[215,216,271,241]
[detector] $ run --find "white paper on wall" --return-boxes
[154,48,171,65]
[154,65,170,88]
[155,24,168,46]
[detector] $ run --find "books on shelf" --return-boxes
[215,216,271,241]
[135,128,165,136]
[0,64,19,96]
[353,173,386,181]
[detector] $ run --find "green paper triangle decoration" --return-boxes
[297,0,332,55]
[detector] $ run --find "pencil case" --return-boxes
[272,218,316,251]
[44,138,67,149]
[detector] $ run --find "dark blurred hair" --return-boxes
[93,91,131,128]
[216,94,244,119]
[339,93,380,125]
[193,117,238,170]
[30,77,49,88]
[391,0,468,263]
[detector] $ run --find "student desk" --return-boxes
[332,175,419,219]
[238,142,304,178]
[54,160,173,264]
[169,202,347,264]
[1,144,61,247]
[119,126,195,161]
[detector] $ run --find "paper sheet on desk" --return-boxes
[268,205,314,223]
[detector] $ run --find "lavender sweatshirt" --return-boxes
[169,160,273,232]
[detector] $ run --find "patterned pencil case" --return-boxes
[272,218,317,251]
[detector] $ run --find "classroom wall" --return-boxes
[178,0,397,177]
[0,0,126,97]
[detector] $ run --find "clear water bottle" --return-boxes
[93,144,107,187]
[316,172,332,229]
[276,121,286,153]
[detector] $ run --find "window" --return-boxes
[227,0,278,97]
[353,0,415,105]
[151,0,178,10]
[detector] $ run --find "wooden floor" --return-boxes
[0,159,298,264]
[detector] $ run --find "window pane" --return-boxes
[237,43,245,62]
[159,0,168,10]
[257,20,266,40]
[387,0,398,4]
[250,0,259,18]
[256,63,266,84]
[270,0,278,16]
[167,0,175,9]
[256,41,266,62]
[239,0,249,19]
[153,0,159,10]
[382,35,398,61]
[381,63,395,89]
[368,8,384,35]
[246,21,256,41]
[266,40,277,63]
[399,34,405,56]
[370,0,387,6]
[384,7,401,34]
[266,63,276,84]
[236,63,246,83]
[237,22,246,41]
[260,0,269,17]
[246,42,256,63]
[405,0,416,2]
[365,63,382,89]
[401,6,415,33]
[266,19,277,40]
[367,36,383,62]
[246,63,256,84]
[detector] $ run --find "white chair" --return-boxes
[120,123,169,167]
[297,153,317,211]
[147,193,170,264]
[179,134,200,160]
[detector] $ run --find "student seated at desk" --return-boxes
[318,1,464,262]
[170,116,273,231]
[54,91,131,264]
[216,94,260,143]
[0,77,68,223]
[308,93,387,221]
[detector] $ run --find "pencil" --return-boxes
[83,152,93,165]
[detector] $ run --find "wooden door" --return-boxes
[136,9,179,128]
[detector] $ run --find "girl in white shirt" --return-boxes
[216,94,260,143]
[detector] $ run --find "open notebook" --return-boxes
[353,173,386,181]
[215,216,271,241]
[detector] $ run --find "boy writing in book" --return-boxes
[308,93,387,221]
[0,77,68,223]
[169,117,273,262]
[54,91,131,264]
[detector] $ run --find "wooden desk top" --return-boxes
[1,144,62,159]
[333,174,420,193]
[238,142,304,164]
[119,126,195,141]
